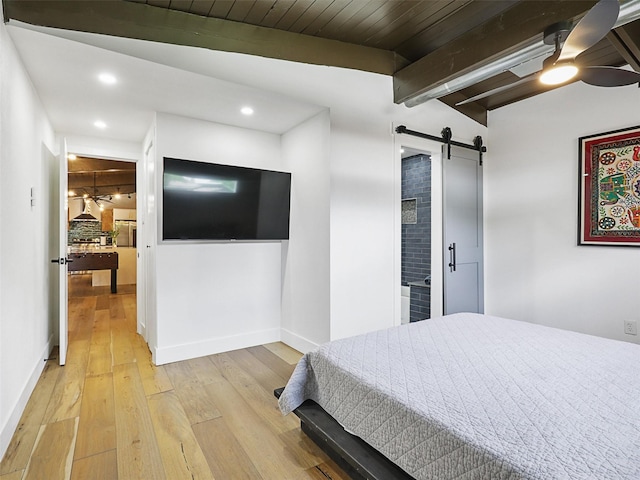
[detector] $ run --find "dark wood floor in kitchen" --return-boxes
[0,273,347,480]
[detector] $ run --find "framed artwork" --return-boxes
[579,125,640,246]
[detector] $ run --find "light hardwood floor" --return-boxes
[0,274,348,480]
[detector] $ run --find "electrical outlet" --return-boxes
[624,320,637,336]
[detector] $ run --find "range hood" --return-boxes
[73,212,97,221]
[73,199,98,221]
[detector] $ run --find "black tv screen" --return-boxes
[162,158,291,241]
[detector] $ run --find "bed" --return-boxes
[277,312,640,479]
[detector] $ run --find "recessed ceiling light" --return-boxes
[94,120,107,129]
[67,153,77,160]
[241,106,254,116]
[98,72,117,85]
[68,190,76,197]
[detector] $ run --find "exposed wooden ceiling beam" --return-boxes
[2,0,408,75]
[607,24,640,71]
[393,1,598,106]
[438,92,487,126]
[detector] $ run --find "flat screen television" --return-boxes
[162,157,291,241]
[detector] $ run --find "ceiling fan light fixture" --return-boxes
[540,63,579,85]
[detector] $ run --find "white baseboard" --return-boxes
[154,328,281,365]
[0,336,54,459]
[280,328,319,354]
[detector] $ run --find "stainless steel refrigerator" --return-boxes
[115,220,137,247]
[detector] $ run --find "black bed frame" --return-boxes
[274,388,415,480]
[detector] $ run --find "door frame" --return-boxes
[58,138,69,365]
[61,145,144,344]
[45,140,66,365]
[394,130,444,322]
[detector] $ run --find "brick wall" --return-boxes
[68,220,108,243]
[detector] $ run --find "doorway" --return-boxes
[66,155,138,346]
[395,130,484,323]
[395,134,444,324]
[401,147,432,322]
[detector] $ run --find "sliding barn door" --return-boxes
[442,145,484,315]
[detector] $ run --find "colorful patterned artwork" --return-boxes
[579,126,640,246]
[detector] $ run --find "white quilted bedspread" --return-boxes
[278,313,640,479]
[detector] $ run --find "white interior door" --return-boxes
[143,139,157,361]
[137,140,153,341]
[56,139,69,365]
[443,145,484,315]
[45,144,59,359]
[136,180,146,339]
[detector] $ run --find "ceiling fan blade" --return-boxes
[580,66,640,87]
[558,0,619,62]
[456,75,539,106]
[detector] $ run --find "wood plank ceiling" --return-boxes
[3,0,639,125]
[68,157,136,200]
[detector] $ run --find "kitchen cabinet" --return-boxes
[113,208,136,221]
[102,209,114,232]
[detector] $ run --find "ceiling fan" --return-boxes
[457,0,640,106]
[70,171,135,204]
[72,172,118,209]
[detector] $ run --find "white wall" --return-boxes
[329,118,397,339]
[63,134,141,162]
[0,14,56,456]
[326,89,486,341]
[150,96,486,356]
[486,80,640,343]
[153,113,286,364]
[281,110,331,351]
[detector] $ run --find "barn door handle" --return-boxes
[448,243,456,272]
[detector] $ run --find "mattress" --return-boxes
[278,313,640,479]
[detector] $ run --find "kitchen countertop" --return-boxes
[68,245,136,253]
[68,245,116,253]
